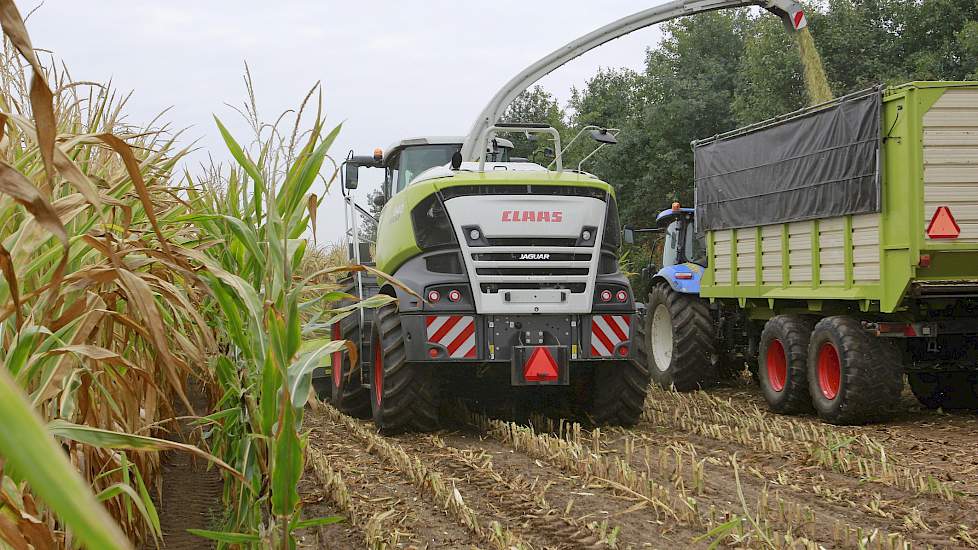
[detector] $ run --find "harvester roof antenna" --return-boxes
[459,0,806,162]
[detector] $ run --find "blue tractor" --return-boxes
[626,203,748,391]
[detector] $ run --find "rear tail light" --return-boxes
[448,289,462,302]
[675,272,693,280]
[618,345,629,357]
[616,290,628,302]
[427,290,441,302]
[599,289,613,302]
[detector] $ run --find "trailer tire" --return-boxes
[370,302,439,434]
[807,316,904,425]
[646,283,718,391]
[588,359,651,427]
[326,313,371,418]
[908,372,978,410]
[758,315,813,414]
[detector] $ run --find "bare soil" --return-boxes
[299,381,978,549]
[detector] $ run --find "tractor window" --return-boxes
[662,221,681,268]
[689,230,707,266]
[660,218,707,267]
[395,144,460,192]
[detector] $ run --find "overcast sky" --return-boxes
[24,1,665,243]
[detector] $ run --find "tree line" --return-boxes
[503,0,978,229]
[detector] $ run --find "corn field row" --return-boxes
[0,1,375,547]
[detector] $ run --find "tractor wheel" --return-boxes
[908,372,978,410]
[370,302,439,434]
[326,313,370,418]
[807,316,904,425]
[587,358,651,427]
[646,283,718,391]
[758,315,813,414]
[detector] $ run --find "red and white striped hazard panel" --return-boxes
[426,315,477,359]
[590,315,631,358]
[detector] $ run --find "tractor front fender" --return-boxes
[651,263,704,295]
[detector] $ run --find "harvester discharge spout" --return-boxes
[460,0,807,161]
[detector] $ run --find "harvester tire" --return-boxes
[758,315,813,414]
[370,302,439,434]
[588,358,651,427]
[908,372,978,410]
[646,283,718,391]
[327,312,370,418]
[807,316,904,425]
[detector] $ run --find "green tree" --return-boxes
[501,85,567,161]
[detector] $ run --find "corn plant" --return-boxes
[0,1,248,548]
[184,76,397,547]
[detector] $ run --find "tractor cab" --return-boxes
[625,202,705,296]
[655,203,705,268]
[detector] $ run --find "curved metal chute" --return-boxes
[460,0,806,160]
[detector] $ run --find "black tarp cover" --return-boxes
[694,91,881,233]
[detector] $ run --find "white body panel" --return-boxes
[443,195,607,314]
[923,89,978,242]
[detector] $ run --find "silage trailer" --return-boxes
[637,82,978,424]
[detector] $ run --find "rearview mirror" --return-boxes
[344,163,359,189]
[590,128,618,145]
[623,226,635,244]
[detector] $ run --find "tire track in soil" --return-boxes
[397,433,616,549]
[434,431,702,549]
[145,384,222,550]
[710,386,978,498]
[304,410,480,549]
[605,424,976,548]
[636,383,978,547]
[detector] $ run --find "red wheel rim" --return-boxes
[817,342,841,400]
[331,322,343,389]
[766,339,787,392]
[373,334,383,406]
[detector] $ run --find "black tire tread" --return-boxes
[647,283,718,391]
[372,302,439,434]
[808,316,903,425]
[758,315,813,414]
[330,311,371,418]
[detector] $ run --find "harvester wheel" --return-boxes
[807,316,904,425]
[646,283,718,391]
[588,358,651,427]
[758,315,813,414]
[908,372,978,410]
[370,301,439,434]
[326,313,370,418]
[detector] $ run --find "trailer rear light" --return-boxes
[616,290,628,302]
[918,254,931,268]
[599,289,613,302]
[448,289,462,302]
[427,290,441,303]
[428,347,440,358]
[618,345,629,357]
[675,272,693,280]
[927,206,960,239]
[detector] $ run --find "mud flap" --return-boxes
[511,346,569,386]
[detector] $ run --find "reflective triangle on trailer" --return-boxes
[927,206,961,239]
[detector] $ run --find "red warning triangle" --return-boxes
[523,347,559,382]
[927,206,960,239]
